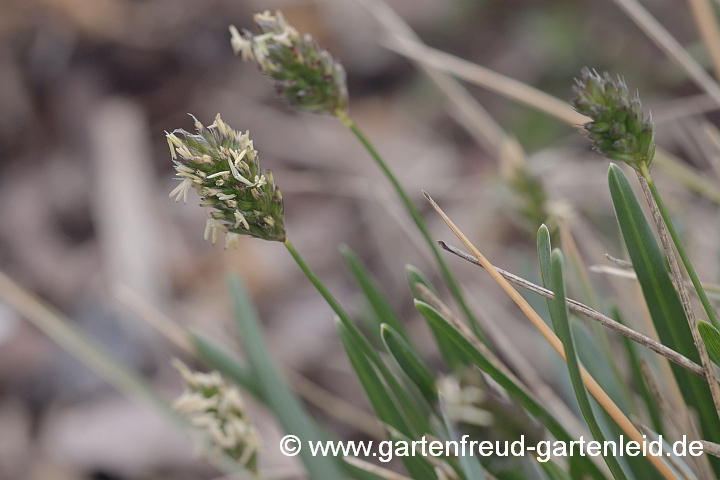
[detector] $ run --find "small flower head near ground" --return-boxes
[167,113,286,245]
[172,359,260,471]
[571,68,656,171]
[229,10,348,114]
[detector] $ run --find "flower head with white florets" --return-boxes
[172,359,261,470]
[229,10,348,115]
[168,114,285,246]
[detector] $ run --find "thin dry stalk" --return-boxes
[611,0,720,106]
[590,264,720,300]
[115,285,195,354]
[379,33,720,205]
[286,371,385,439]
[639,360,688,437]
[702,441,720,458]
[424,192,679,480]
[635,424,698,480]
[351,0,507,154]
[634,172,720,419]
[384,36,588,126]
[686,0,720,79]
[439,241,706,378]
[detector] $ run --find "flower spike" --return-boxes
[168,114,286,243]
[572,68,656,170]
[230,11,348,114]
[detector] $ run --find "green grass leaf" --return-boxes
[381,323,437,403]
[228,275,347,480]
[438,398,486,480]
[551,250,628,480]
[698,321,720,366]
[406,264,439,299]
[539,459,574,480]
[336,319,437,480]
[341,244,408,341]
[538,226,632,414]
[414,300,608,480]
[537,224,553,304]
[406,264,467,371]
[608,163,720,474]
[191,333,263,400]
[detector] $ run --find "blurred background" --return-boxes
[1,0,719,478]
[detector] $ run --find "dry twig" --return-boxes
[424,192,679,480]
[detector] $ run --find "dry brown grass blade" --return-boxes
[423,191,679,480]
[384,35,588,127]
[379,33,720,205]
[702,441,720,458]
[351,0,507,154]
[438,241,707,379]
[686,0,720,79]
[611,0,720,106]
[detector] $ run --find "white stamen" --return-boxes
[234,211,250,230]
[169,178,192,204]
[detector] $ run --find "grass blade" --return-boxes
[406,264,467,371]
[438,398,486,480]
[341,244,408,340]
[608,164,720,473]
[381,324,437,403]
[336,319,438,480]
[551,250,629,480]
[191,333,263,400]
[228,275,347,480]
[538,226,633,414]
[698,321,720,366]
[414,300,608,480]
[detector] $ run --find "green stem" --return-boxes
[283,238,432,435]
[335,109,484,341]
[284,238,354,327]
[641,166,720,331]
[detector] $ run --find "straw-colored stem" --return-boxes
[384,35,587,126]
[335,110,483,340]
[686,0,720,80]
[702,441,720,458]
[352,0,506,153]
[611,0,720,106]
[439,240,707,378]
[382,34,720,206]
[424,192,679,480]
